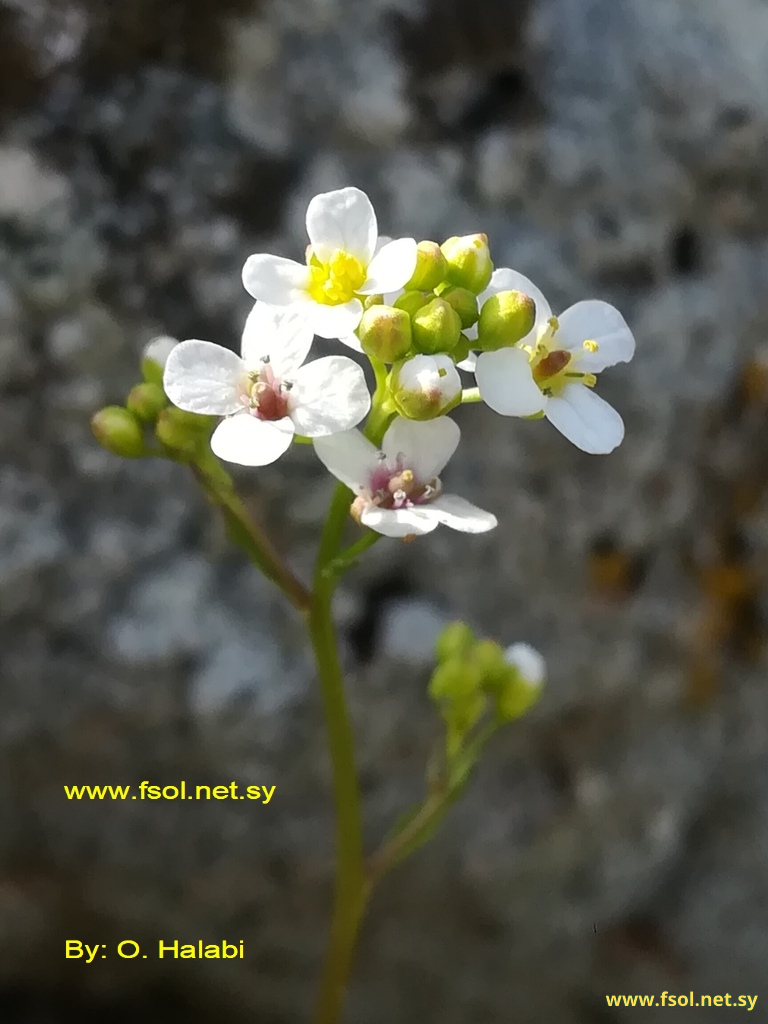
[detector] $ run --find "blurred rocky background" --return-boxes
[1,0,768,1021]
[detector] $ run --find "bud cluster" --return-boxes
[91,338,216,462]
[429,622,544,758]
[352,234,538,423]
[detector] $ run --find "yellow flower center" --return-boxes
[307,249,367,305]
[521,316,598,396]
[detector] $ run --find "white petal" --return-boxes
[479,267,552,343]
[163,340,244,415]
[382,415,460,481]
[545,383,624,454]
[360,506,439,538]
[210,412,294,466]
[338,333,364,353]
[240,302,314,375]
[474,348,545,417]
[289,356,371,436]
[242,255,310,305]
[143,335,178,368]
[306,299,364,340]
[306,187,378,265]
[397,354,461,406]
[556,300,635,373]
[313,430,379,490]
[358,237,418,294]
[421,494,497,533]
[504,642,545,687]
[457,351,478,373]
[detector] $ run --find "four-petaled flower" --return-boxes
[242,187,418,341]
[471,269,635,454]
[313,416,497,537]
[163,302,371,466]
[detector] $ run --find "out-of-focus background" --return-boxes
[1,0,767,1020]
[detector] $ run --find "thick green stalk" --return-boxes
[310,483,369,1024]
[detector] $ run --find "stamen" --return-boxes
[376,451,387,461]
[282,381,294,391]
[583,339,599,353]
[261,354,271,364]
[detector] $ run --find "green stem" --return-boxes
[461,387,482,404]
[190,460,311,612]
[310,488,369,1024]
[321,530,382,582]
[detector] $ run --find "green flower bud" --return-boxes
[429,659,483,704]
[472,639,509,692]
[404,240,448,292]
[496,643,545,722]
[141,335,178,386]
[390,354,461,420]
[449,690,487,736]
[411,298,462,355]
[452,333,471,365]
[155,407,215,457]
[91,406,146,459]
[440,234,493,294]
[439,286,479,329]
[126,382,168,422]
[357,304,412,363]
[393,289,431,319]
[435,621,475,664]
[363,293,384,310]
[476,290,536,351]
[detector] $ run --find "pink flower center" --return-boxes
[240,359,292,421]
[351,455,441,521]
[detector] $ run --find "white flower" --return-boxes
[504,642,545,688]
[242,188,418,342]
[313,416,497,538]
[471,269,635,454]
[163,302,371,467]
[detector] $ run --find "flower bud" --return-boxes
[476,290,536,351]
[452,333,472,366]
[440,234,493,294]
[472,639,509,692]
[411,298,462,355]
[390,354,461,420]
[363,293,384,310]
[357,304,412,363]
[393,289,431,319]
[155,407,215,457]
[141,335,179,386]
[404,240,448,292]
[435,621,475,664]
[439,286,479,329]
[126,382,168,422]
[91,406,146,459]
[495,643,545,721]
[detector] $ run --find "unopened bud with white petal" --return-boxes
[412,298,462,355]
[390,354,461,420]
[405,240,448,292]
[91,406,146,459]
[441,233,493,294]
[141,335,179,386]
[357,304,412,363]
[496,642,545,721]
[476,290,536,351]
